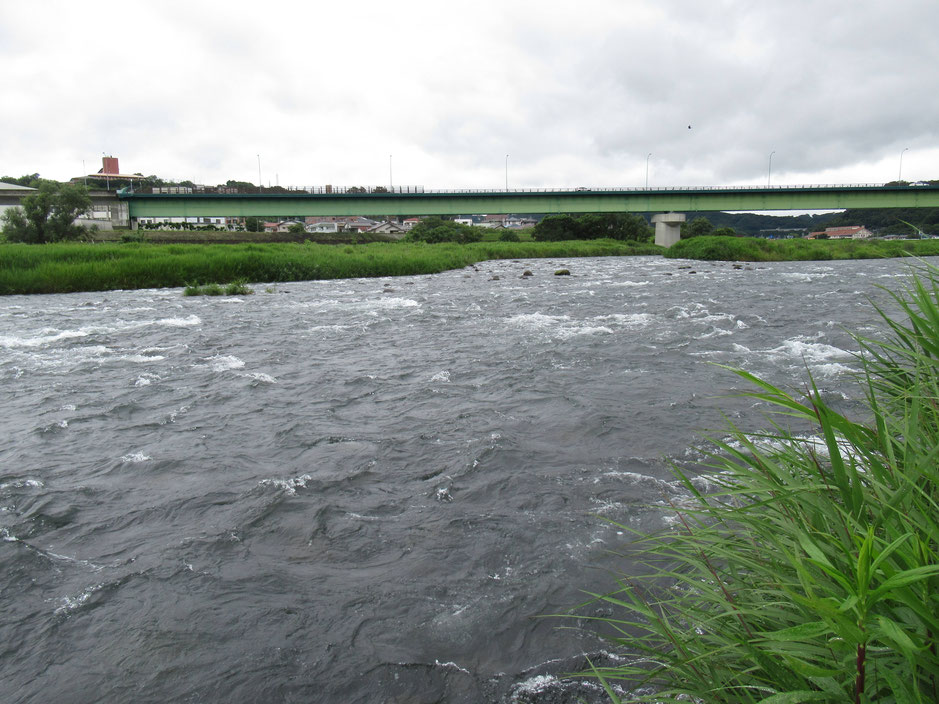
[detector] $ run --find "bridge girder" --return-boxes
[119,185,939,219]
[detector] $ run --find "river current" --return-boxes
[0,255,924,703]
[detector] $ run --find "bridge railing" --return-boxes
[125,182,939,197]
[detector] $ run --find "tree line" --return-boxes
[1,181,93,243]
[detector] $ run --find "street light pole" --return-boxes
[768,151,775,186]
[257,154,262,193]
[645,153,652,188]
[505,154,509,191]
[389,154,393,191]
[899,147,909,182]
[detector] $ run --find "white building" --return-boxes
[306,221,339,234]
[0,181,36,219]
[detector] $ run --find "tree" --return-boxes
[533,213,653,242]
[603,213,653,241]
[244,216,263,232]
[681,216,714,239]
[1,181,92,243]
[405,216,483,244]
[532,214,578,241]
[225,179,257,191]
[287,223,306,234]
[0,173,40,187]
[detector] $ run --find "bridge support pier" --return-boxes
[652,212,685,247]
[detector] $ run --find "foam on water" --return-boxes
[608,280,653,287]
[258,473,312,495]
[594,313,654,328]
[505,312,570,329]
[244,372,277,384]
[0,329,90,348]
[207,354,245,371]
[155,314,202,327]
[0,479,44,490]
[54,583,106,615]
[768,337,855,363]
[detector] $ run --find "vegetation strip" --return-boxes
[0,239,660,295]
[664,235,939,261]
[574,263,939,702]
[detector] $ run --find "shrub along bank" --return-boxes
[665,235,939,261]
[0,239,661,295]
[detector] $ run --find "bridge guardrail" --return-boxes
[120,182,935,197]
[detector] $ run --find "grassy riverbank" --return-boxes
[581,264,939,702]
[0,239,659,295]
[665,235,939,261]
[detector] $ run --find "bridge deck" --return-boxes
[119,184,939,218]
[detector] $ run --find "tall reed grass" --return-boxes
[579,263,939,703]
[0,239,660,295]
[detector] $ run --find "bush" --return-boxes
[665,236,939,262]
[405,217,484,244]
[183,279,253,296]
[532,213,652,242]
[1,181,92,243]
[577,263,939,702]
[499,230,521,242]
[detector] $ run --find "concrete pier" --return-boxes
[652,212,685,247]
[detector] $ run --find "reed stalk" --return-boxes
[576,262,939,703]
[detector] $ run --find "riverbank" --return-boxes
[5,236,939,295]
[0,239,659,295]
[664,234,939,261]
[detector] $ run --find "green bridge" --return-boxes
[118,183,939,246]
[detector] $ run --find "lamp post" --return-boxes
[257,154,262,193]
[899,147,909,182]
[645,153,652,188]
[389,154,393,191]
[767,151,775,186]
[505,154,509,191]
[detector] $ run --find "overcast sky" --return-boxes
[2,0,937,190]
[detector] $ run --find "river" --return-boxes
[0,255,923,703]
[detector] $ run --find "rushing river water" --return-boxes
[0,254,926,703]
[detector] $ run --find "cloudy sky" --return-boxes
[2,0,937,190]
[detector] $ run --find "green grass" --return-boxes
[183,279,253,296]
[0,239,661,295]
[665,235,939,262]
[575,264,939,702]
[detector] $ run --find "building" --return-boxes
[366,221,407,236]
[306,221,339,234]
[76,156,145,189]
[302,215,378,232]
[808,226,873,240]
[136,216,233,229]
[276,220,305,232]
[0,181,37,219]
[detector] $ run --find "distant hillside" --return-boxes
[697,211,839,236]
[822,207,939,236]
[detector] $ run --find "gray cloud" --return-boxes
[2,0,937,187]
